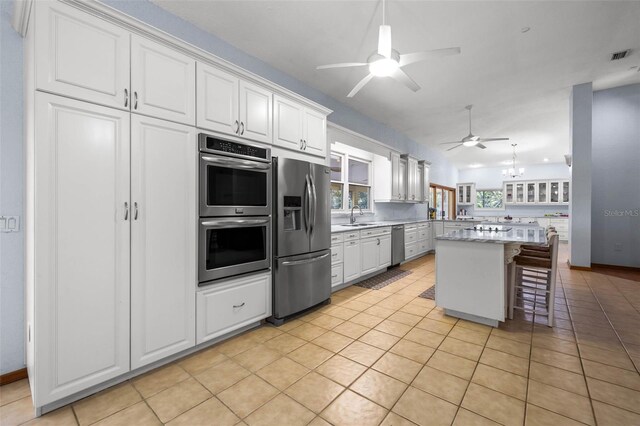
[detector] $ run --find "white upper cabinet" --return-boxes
[420,162,431,203]
[131,35,196,125]
[34,93,131,406]
[406,157,419,202]
[457,183,476,205]
[198,63,272,143]
[35,1,130,110]
[274,95,328,157]
[239,81,273,143]
[130,115,196,369]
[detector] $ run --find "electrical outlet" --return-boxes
[614,243,622,252]
[0,216,20,232]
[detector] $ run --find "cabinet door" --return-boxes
[35,1,130,110]
[343,240,361,282]
[360,238,379,275]
[562,181,570,204]
[549,181,560,203]
[504,183,514,204]
[273,95,304,151]
[130,116,196,369]
[465,185,472,204]
[408,159,418,201]
[239,81,272,143]
[398,159,407,200]
[458,185,465,204]
[131,35,196,125]
[379,235,392,268]
[391,152,402,200]
[423,166,430,202]
[304,109,327,157]
[526,182,537,204]
[515,183,525,203]
[34,93,130,405]
[417,165,424,203]
[196,63,239,135]
[537,182,548,204]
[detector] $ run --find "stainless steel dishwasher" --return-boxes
[391,225,405,266]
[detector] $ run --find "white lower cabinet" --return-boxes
[197,272,271,344]
[32,93,131,406]
[130,115,196,369]
[331,264,344,288]
[379,235,392,268]
[405,242,418,259]
[343,239,361,282]
[331,241,344,289]
[360,237,380,275]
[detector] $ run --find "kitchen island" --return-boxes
[435,226,547,327]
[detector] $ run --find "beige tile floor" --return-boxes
[2,244,640,426]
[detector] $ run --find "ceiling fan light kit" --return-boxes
[316,0,461,97]
[440,105,509,151]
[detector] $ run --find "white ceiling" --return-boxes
[152,0,640,169]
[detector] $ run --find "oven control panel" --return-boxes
[200,134,270,161]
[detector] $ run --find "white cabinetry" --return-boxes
[405,156,419,202]
[343,238,361,283]
[196,272,271,344]
[35,1,130,110]
[197,63,272,143]
[418,161,430,203]
[549,218,569,241]
[131,35,196,125]
[274,95,327,157]
[457,183,476,205]
[130,115,196,369]
[330,233,344,289]
[504,180,569,205]
[32,93,131,406]
[417,222,433,254]
[360,227,392,275]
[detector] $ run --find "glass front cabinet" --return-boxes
[504,179,569,205]
[456,183,476,205]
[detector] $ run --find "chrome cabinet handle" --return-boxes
[377,238,380,245]
[134,91,138,109]
[300,139,304,149]
[331,274,338,279]
[124,202,129,220]
[124,88,129,107]
[240,122,245,135]
[134,202,139,220]
[303,140,307,150]
[234,120,239,134]
[233,302,245,308]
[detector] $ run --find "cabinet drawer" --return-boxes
[417,222,431,229]
[405,242,418,259]
[405,231,417,243]
[361,226,391,238]
[331,264,343,288]
[418,240,429,253]
[344,231,360,241]
[404,224,417,232]
[418,230,429,240]
[330,233,344,244]
[196,272,271,344]
[331,244,344,264]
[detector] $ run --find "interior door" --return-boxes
[197,63,239,135]
[131,35,196,125]
[34,93,130,405]
[275,158,310,257]
[239,81,272,143]
[130,115,196,369]
[310,163,331,252]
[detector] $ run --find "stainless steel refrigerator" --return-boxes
[271,157,331,324]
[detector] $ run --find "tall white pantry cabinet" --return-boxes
[25,1,196,409]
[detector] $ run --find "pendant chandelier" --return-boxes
[502,144,525,178]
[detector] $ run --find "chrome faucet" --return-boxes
[350,205,364,224]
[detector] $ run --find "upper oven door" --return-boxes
[200,153,272,217]
[199,217,271,284]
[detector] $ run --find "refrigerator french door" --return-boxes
[272,157,331,322]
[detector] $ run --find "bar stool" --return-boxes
[508,232,559,326]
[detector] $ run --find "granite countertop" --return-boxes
[436,226,547,245]
[331,218,431,233]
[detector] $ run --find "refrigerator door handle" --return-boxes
[305,174,312,235]
[309,173,317,236]
[281,253,329,266]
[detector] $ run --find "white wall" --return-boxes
[458,163,570,217]
[591,83,640,268]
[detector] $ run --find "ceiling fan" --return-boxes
[440,105,509,151]
[316,0,461,98]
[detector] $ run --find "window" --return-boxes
[330,154,344,210]
[430,184,456,219]
[330,151,371,211]
[476,189,504,209]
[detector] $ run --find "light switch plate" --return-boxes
[0,216,20,232]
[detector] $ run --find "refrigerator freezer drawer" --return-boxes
[273,249,331,319]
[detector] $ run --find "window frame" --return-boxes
[475,188,506,211]
[330,149,373,214]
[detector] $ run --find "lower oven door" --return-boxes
[199,217,271,284]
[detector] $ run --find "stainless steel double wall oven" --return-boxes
[198,134,272,284]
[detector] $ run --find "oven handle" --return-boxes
[201,218,270,228]
[281,253,329,266]
[201,155,271,170]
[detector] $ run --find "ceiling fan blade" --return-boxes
[377,25,392,58]
[477,137,510,142]
[390,68,420,92]
[317,62,368,70]
[399,47,461,67]
[347,73,375,98]
[476,143,487,149]
[439,141,464,145]
[446,144,463,151]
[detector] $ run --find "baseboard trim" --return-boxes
[0,368,28,385]
[567,260,592,271]
[591,263,640,272]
